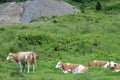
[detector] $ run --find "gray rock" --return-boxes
[0,0,80,23]
[0,2,23,23]
[20,0,80,23]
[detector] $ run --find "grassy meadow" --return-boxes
[0,0,120,80]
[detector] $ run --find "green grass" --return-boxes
[0,0,120,80]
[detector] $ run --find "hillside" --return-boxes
[0,0,120,80]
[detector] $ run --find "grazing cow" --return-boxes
[55,61,88,74]
[6,51,36,73]
[109,61,120,72]
[88,60,109,68]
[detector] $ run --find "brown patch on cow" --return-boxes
[89,60,108,67]
[61,63,70,71]
[61,63,79,72]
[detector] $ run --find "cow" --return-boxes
[55,61,88,74]
[109,61,120,72]
[88,60,109,68]
[6,51,36,73]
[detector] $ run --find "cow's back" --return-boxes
[17,52,36,63]
[69,64,80,70]
[89,61,108,66]
[17,52,28,62]
[61,63,70,71]
[97,61,107,66]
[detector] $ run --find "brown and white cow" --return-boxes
[88,60,109,68]
[55,61,88,74]
[6,51,36,73]
[109,61,120,72]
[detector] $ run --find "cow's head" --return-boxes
[6,53,14,61]
[109,61,116,70]
[55,61,62,69]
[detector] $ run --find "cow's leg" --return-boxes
[22,63,26,72]
[72,70,78,74]
[33,64,35,73]
[18,61,22,72]
[62,70,68,73]
[114,70,120,72]
[27,63,30,73]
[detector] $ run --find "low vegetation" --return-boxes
[0,0,120,80]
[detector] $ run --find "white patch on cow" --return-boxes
[6,56,10,60]
[104,62,109,68]
[6,53,13,61]
[55,61,62,69]
[25,54,28,62]
[72,65,85,74]
[67,63,70,66]
[114,70,120,72]
[109,61,115,68]
[93,60,97,62]
[62,70,68,73]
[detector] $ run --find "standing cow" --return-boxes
[55,61,88,74]
[6,51,36,73]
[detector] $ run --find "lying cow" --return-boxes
[6,51,36,73]
[55,61,88,74]
[88,60,109,68]
[109,61,120,72]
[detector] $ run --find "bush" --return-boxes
[74,0,83,2]
[16,33,51,45]
[96,1,102,11]
[79,2,85,12]
[0,28,5,33]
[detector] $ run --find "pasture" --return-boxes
[0,0,120,79]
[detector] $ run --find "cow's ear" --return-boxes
[114,64,117,66]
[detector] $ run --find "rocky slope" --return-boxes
[0,2,23,23]
[0,0,80,23]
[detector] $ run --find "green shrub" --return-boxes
[95,1,102,11]
[0,28,5,33]
[16,33,51,45]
